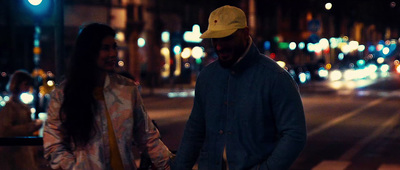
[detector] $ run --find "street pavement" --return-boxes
[139,77,400,170]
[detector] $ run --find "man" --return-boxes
[173,5,307,170]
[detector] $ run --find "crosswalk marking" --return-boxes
[307,97,386,137]
[339,113,400,161]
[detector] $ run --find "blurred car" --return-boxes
[287,65,312,84]
[327,61,390,82]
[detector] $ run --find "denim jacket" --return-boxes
[173,42,307,170]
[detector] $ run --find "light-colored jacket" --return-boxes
[43,73,172,170]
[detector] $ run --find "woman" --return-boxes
[43,23,172,170]
[0,70,43,170]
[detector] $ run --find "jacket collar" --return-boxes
[103,72,116,92]
[229,41,261,74]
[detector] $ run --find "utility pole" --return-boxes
[126,2,144,82]
[55,0,65,83]
[24,0,52,118]
[146,0,163,93]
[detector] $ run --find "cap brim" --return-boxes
[200,28,238,39]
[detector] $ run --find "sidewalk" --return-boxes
[140,84,196,98]
[139,81,336,98]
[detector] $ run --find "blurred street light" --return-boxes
[289,42,296,50]
[162,31,170,43]
[24,0,52,17]
[173,45,182,55]
[191,46,204,59]
[181,48,191,59]
[24,0,54,118]
[390,2,396,8]
[28,0,42,6]
[116,31,125,42]
[325,3,332,10]
[183,24,202,43]
[138,38,145,47]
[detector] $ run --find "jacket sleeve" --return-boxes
[0,103,40,137]
[43,89,76,169]
[172,76,206,170]
[264,71,307,170]
[132,87,172,170]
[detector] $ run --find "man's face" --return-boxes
[97,36,117,72]
[212,28,249,68]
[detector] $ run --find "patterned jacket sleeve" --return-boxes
[132,87,172,170]
[43,88,76,169]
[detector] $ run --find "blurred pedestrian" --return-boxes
[0,70,43,170]
[173,5,307,170]
[43,23,173,170]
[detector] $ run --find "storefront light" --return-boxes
[289,42,296,50]
[192,46,204,59]
[173,45,181,55]
[298,42,305,49]
[162,31,170,43]
[181,48,191,59]
[20,92,34,104]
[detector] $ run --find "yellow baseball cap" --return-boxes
[200,5,248,39]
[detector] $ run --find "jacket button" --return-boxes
[219,130,224,135]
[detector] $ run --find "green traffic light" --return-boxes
[28,0,43,6]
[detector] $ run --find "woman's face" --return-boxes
[96,36,117,72]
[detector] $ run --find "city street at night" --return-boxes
[3,0,400,169]
[142,74,400,170]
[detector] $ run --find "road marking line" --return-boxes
[310,161,400,170]
[308,97,387,137]
[339,113,400,161]
[312,160,350,170]
[378,164,400,170]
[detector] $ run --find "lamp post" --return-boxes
[32,25,42,119]
[24,0,52,119]
[55,0,64,84]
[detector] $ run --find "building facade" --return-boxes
[1,0,398,87]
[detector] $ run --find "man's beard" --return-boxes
[218,58,237,68]
[217,47,244,68]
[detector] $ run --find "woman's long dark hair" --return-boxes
[60,23,115,148]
